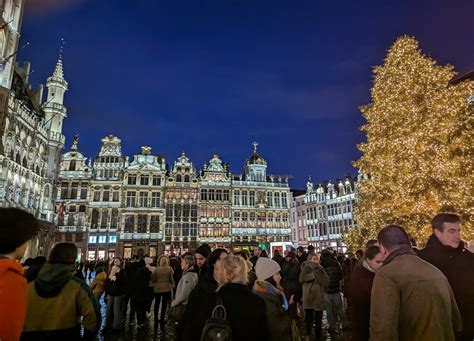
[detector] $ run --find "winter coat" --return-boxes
[104,270,126,296]
[123,261,139,295]
[150,266,174,293]
[299,261,329,310]
[320,255,342,294]
[418,235,474,340]
[171,267,198,307]
[89,271,107,294]
[370,247,462,341]
[349,261,375,341]
[342,257,356,297]
[253,280,292,341]
[0,259,28,341]
[180,275,218,340]
[281,260,302,298]
[22,263,100,340]
[131,267,152,304]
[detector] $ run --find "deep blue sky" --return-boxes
[22,1,473,189]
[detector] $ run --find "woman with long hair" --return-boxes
[300,253,329,341]
[207,255,269,340]
[103,257,126,334]
[253,257,299,341]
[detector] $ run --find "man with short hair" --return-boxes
[370,225,461,341]
[418,213,474,341]
[22,243,100,339]
[296,246,308,264]
[0,208,39,341]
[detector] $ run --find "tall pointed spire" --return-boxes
[52,38,65,80]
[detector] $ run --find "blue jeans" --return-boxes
[324,293,349,329]
[105,295,124,330]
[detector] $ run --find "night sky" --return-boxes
[22,1,473,189]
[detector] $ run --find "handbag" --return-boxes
[169,304,186,321]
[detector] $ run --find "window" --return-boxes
[166,204,173,219]
[249,212,256,227]
[109,235,117,243]
[274,192,281,207]
[140,175,149,186]
[98,235,107,243]
[174,204,182,218]
[201,189,208,201]
[223,190,230,201]
[183,204,190,218]
[126,191,136,207]
[76,233,83,242]
[233,190,240,205]
[242,191,248,206]
[176,174,182,182]
[111,209,119,229]
[67,214,74,226]
[112,191,119,202]
[190,223,197,236]
[88,235,97,243]
[282,193,288,208]
[124,215,135,233]
[152,175,161,186]
[216,189,222,201]
[139,192,148,207]
[91,209,99,228]
[184,175,190,183]
[151,192,160,207]
[150,216,160,233]
[93,191,100,202]
[69,160,76,171]
[249,191,255,206]
[70,183,78,199]
[100,210,109,229]
[191,205,198,218]
[102,191,110,202]
[182,223,189,236]
[138,215,147,233]
[128,175,137,185]
[60,186,68,199]
[80,188,88,199]
[79,205,86,213]
[209,189,215,201]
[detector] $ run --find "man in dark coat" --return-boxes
[320,249,349,332]
[418,213,474,341]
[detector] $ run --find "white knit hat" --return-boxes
[255,257,281,281]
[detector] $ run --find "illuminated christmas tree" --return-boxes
[343,36,474,251]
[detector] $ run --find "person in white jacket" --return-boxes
[171,255,198,310]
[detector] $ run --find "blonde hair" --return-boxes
[310,253,321,262]
[218,254,248,286]
[158,255,170,267]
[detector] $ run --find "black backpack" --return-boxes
[200,294,232,341]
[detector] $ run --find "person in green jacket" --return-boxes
[22,243,101,340]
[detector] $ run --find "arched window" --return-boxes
[176,174,182,182]
[15,153,20,164]
[184,175,190,183]
[69,160,76,171]
[22,157,28,168]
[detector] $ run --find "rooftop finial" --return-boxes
[71,134,78,151]
[252,141,258,153]
[59,37,65,61]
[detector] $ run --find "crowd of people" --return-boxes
[0,207,473,341]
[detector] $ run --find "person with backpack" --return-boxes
[181,249,228,340]
[199,254,269,341]
[253,257,298,341]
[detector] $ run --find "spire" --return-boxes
[252,141,258,154]
[52,38,65,79]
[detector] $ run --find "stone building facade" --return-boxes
[55,139,292,259]
[0,0,68,258]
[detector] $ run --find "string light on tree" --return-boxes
[342,36,474,251]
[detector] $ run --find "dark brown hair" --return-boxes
[431,213,461,232]
[0,208,39,254]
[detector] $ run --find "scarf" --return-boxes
[253,280,289,311]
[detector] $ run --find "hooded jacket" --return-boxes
[299,261,329,310]
[89,271,107,294]
[0,259,27,341]
[22,263,101,340]
[418,235,474,340]
[171,267,198,307]
[370,246,462,341]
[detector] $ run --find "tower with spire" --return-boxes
[43,38,68,136]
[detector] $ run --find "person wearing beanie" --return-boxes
[253,258,298,341]
[194,244,211,277]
